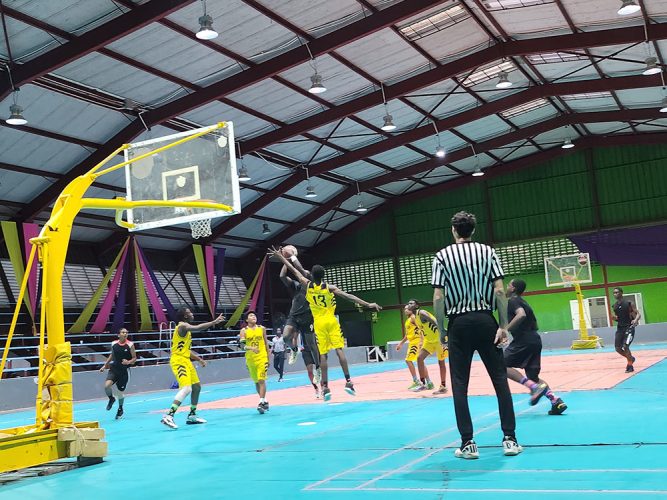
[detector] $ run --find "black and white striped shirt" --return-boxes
[431,241,504,316]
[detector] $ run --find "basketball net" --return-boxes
[189,218,212,239]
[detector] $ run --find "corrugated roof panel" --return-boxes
[530,60,597,81]
[409,130,469,154]
[449,153,497,174]
[585,122,629,135]
[335,28,430,82]
[268,137,340,163]
[561,0,664,28]
[430,91,480,118]
[338,192,384,212]
[181,101,274,138]
[260,0,362,35]
[615,88,665,108]
[631,120,667,132]
[54,52,183,105]
[404,78,459,113]
[381,179,414,195]
[135,234,189,251]
[592,43,651,76]
[326,119,381,150]
[312,213,358,234]
[488,3,569,37]
[352,100,424,134]
[238,155,292,188]
[228,78,320,124]
[419,164,461,184]
[368,146,424,168]
[284,177,345,199]
[0,14,66,62]
[226,217,286,238]
[411,17,489,61]
[495,143,541,163]
[277,55,372,105]
[255,196,314,220]
[0,170,52,202]
[11,0,124,36]
[505,102,559,127]
[0,125,92,176]
[216,246,249,259]
[532,126,581,147]
[3,85,130,144]
[165,0,296,62]
[455,114,514,142]
[286,229,323,248]
[106,23,240,87]
[331,161,387,181]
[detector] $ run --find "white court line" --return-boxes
[353,404,534,490]
[357,468,667,474]
[313,487,667,495]
[303,404,518,491]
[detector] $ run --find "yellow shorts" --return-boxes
[405,342,420,362]
[314,316,344,353]
[422,340,448,361]
[246,355,268,383]
[170,357,199,388]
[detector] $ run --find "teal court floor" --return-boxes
[1,343,667,499]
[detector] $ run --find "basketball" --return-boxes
[578,253,588,266]
[282,245,298,258]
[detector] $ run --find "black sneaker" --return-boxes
[344,381,356,396]
[322,387,331,402]
[548,398,567,415]
[115,407,124,419]
[625,365,634,373]
[106,396,116,411]
[257,402,269,414]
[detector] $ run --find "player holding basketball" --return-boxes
[270,247,382,401]
[406,300,448,394]
[99,328,136,419]
[612,287,640,373]
[161,307,225,429]
[504,279,567,415]
[395,305,424,389]
[278,248,321,397]
[240,311,271,413]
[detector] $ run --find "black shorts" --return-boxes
[301,331,320,368]
[286,314,313,334]
[615,327,634,349]
[107,369,129,392]
[504,336,542,382]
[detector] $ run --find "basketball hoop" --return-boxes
[189,218,212,239]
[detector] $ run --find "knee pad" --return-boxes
[175,385,192,402]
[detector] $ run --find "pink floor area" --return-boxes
[199,349,667,410]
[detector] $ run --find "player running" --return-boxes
[396,306,424,389]
[240,311,271,414]
[99,328,136,419]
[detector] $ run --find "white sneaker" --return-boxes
[313,367,321,385]
[161,414,178,429]
[186,414,207,425]
[288,350,298,365]
[315,389,321,399]
[502,436,523,456]
[454,440,479,459]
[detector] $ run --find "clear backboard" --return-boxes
[544,253,592,288]
[124,123,240,232]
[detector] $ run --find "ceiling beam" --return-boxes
[0,0,196,100]
[241,23,667,153]
[311,130,667,254]
[207,74,663,240]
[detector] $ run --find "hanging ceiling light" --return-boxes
[618,0,641,15]
[238,164,251,182]
[6,103,27,126]
[495,70,513,89]
[470,145,483,176]
[196,0,218,40]
[305,183,317,198]
[562,138,575,149]
[472,167,484,177]
[381,113,396,131]
[659,97,667,113]
[642,56,662,76]
[308,73,326,94]
[435,145,446,158]
[355,199,367,213]
[262,223,271,235]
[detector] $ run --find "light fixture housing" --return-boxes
[308,73,326,94]
[562,138,575,149]
[642,56,662,76]
[6,104,27,126]
[495,71,513,89]
[472,167,484,177]
[660,97,667,113]
[196,14,218,40]
[262,223,271,235]
[618,0,641,15]
[238,165,251,182]
[381,113,396,131]
[305,183,317,198]
[355,199,368,213]
[435,145,446,158]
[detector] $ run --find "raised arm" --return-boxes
[330,285,382,311]
[279,264,295,288]
[418,310,439,331]
[181,313,226,333]
[269,247,309,287]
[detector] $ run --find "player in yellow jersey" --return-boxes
[239,311,271,414]
[270,248,382,402]
[407,300,448,395]
[161,307,225,429]
[396,306,424,390]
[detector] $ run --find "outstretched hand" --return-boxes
[214,313,226,325]
[368,302,382,312]
[267,246,283,260]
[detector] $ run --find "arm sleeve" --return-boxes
[431,254,446,289]
[490,248,505,281]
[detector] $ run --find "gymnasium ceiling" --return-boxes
[1,0,667,259]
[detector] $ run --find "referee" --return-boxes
[431,211,522,459]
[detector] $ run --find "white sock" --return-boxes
[260,398,265,403]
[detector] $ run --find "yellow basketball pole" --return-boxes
[0,122,231,474]
[574,282,589,340]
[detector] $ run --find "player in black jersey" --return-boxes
[612,287,641,373]
[279,253,321,398]
[100,328,136,419]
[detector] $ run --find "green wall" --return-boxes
[314,144,667,345]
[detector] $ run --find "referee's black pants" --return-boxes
[448,311,516,442]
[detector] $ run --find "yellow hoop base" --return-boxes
[571,336,604,350]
